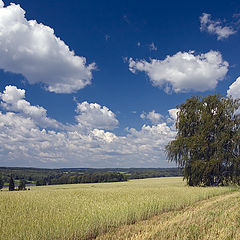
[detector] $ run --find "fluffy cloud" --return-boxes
[0,86,176,167]
[227,77,240,100]
[227,77,240,115]
[90,129,117,143]
[0,114,176,167]
[75,101,119,130]
[0,1,95,93]
[0,86,119,131]
[141,108,179,130]
[168,108,179,121]
[0,85,60,128]
[129,50,228,93]
[200,13,236,40]
[166,108,179,129]
[140,110,163,124]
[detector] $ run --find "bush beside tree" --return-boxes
[18,180,26,191]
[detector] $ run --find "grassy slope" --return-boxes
[0,177,237,240]
[97,191,240,240]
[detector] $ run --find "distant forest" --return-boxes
[0,167,183,186]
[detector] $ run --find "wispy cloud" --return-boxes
[136,41,157,51]
[123,15,131,24]
[105,34,110,41]
[149,42,157,51]
[200,13,236,40]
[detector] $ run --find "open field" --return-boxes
[0,177,237,240]
[97,191,240,240]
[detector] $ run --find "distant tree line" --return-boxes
[126,169,182,179]
[36,172,127,186]
[0,167,183,188]
[35,169,182,186]
[0,167,62,184]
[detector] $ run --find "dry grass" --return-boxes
[0,177,236,240]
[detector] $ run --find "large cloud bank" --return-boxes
[129,50,228,93]
[0,1,95,93]
[200,13,236,40]
[0,85,176,167]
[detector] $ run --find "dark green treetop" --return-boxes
[9,176,15,191]
[166,94,240,186]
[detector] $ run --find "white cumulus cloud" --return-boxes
[168,108,179,121]
[90,129,117,143]
[128,50,228,93]
[166,108,179,128]
[227,77,240,100]
[0,0,4,8]
[227,77,240,115]
[75,101,119,130]
[0,1,95,93]
[0,85,177,167]
[0,113,176,167]
[200,13,236,40]
[140,110,163,124]
[0,85,60,128]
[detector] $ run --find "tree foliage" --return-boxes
[0,176,3,190]
[9,176,15,191]
[18,180,26,191]
[166,94,240,186]
[36,172,127,186]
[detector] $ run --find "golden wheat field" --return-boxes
[0,177,237,240]
[97,191,240,240]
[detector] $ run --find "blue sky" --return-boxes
[0,0,239,168]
